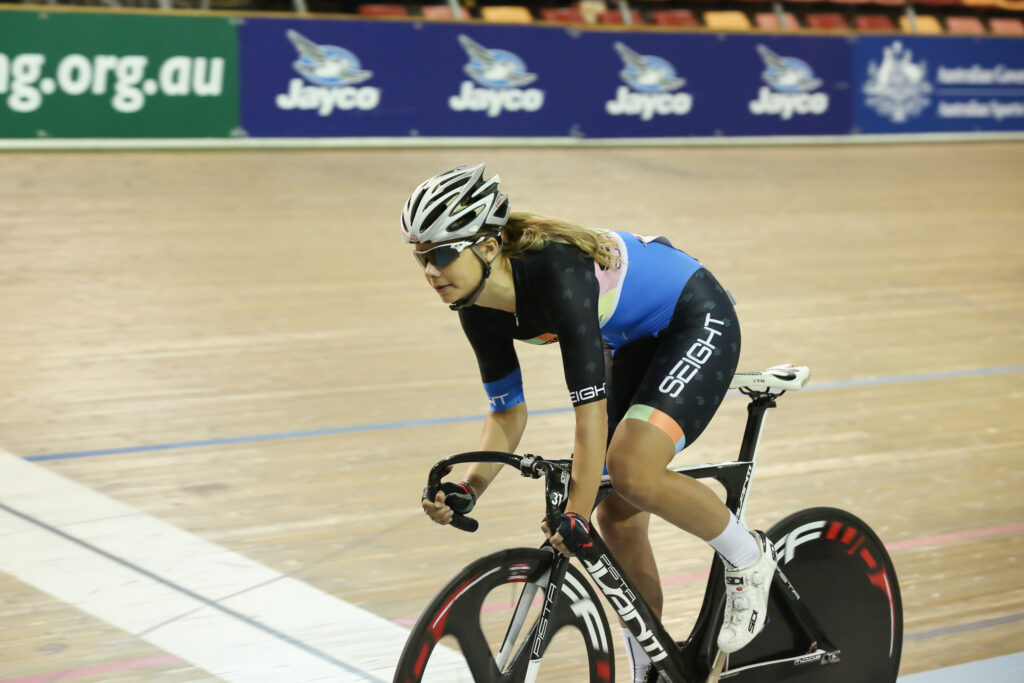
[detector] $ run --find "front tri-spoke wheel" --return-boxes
[394,547,614,683]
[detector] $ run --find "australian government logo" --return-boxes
[448,35,544,117]
[605,42,692,121]
[748,45,829,120]
[862,41,932,124]
[275,30,381,116]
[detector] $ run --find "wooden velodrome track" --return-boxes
[1,142,1022,682]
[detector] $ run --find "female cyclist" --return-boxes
[404,164,778,681]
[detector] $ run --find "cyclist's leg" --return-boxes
[594,494,661,615]
[606,270,777,655]
[604,268,742,542]
[599,338,669,682]
[606,419,730,540]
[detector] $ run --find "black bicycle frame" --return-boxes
[426,390,839,682]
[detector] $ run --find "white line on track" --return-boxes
[0,449,471,682]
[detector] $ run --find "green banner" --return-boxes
[0,10,239,138]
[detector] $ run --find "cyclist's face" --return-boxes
[414,239,480,305]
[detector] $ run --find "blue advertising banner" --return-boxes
[695,34,853,137]
[238,14,1023,140]
[404,24,578,137]
[573,32,853,137]
[239,17,423,137]
[571,31,716,137]
[239,18,581,137]
[854,37,1024,133]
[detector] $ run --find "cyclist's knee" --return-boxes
[594,494,647,536]
[605,455,658,510]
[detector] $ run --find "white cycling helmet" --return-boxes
[400,163,509,245]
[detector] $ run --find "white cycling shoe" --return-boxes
[717,530,778,654]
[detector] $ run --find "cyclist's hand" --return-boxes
[421,482,476,525]
[542,512,593,557]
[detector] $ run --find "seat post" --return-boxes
[738,393,777,465]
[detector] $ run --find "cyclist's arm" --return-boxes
[565,399,607,519]
[458,306,524,500]
[464,401,527,498]
[541,244,608,518]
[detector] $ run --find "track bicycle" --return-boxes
[394,364,903,682]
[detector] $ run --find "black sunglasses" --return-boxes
[413,236,491,269]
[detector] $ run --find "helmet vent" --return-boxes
[448,206,483,232]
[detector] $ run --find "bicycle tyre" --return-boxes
[393,547,614,683]
[726,507,903,682]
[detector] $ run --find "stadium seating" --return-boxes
[755,11,800,28]
[806,12,849,29]
[480,5,534,22]
[540,6,584,22]
[651,9,699,26]
[357,3,409,15]
[350,0,1015,37]
[420,3,469,18]
[704,10,753,29]
[597,8,644,23]
[576,0,608,23]
[944,15,986,32]
[989,16,1024,33]
[854,14,897,30]
[900,13,944,32]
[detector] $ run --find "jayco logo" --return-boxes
[863,41,932,124]
[275,30,381,116]
[448,35,544,117]
[748,45,829,120]
[606,42,693,121]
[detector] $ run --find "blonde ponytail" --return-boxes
[501,213,620,269]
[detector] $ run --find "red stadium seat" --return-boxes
[854,14,897,30]
[989,16,1024,34]
[420,4,469,19]
[540,6,585,22]
[651,9,699,26]
[755,11,800,28]
[806,11,849,28]
[358,3,409,16]
[945,15,986,32]
[597,8,645,24]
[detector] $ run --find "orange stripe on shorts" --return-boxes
[625,404,686,451]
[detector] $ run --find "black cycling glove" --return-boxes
[556,512,594,554]
[423,481,476,514]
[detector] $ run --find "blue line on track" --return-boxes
[25,364,1024,463]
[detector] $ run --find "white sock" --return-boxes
[708,512,760,569]
[622,626,651,683]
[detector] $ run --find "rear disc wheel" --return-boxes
[727,507,903,682]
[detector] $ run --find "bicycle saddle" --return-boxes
[730,363,811,391]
